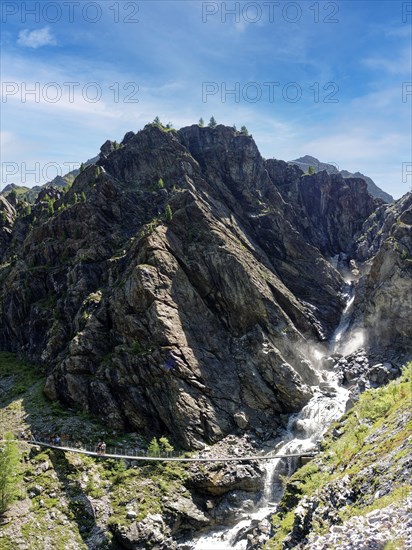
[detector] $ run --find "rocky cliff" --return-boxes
[289,155,394,204]
[353,192,412,352]
[0,124,409,450]
[0,196,16,257]
[266,160,377,256]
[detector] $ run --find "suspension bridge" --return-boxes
[0,437,317,463]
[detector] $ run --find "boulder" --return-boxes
[113,513,176,550]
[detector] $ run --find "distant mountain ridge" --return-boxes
[289,155,394,203]
[0,156,98,203]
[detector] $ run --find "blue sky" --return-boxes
[1,0,411,198]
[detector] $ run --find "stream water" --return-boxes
[187,369,349,549]
[329,284,355,354]
[183,288,354,549]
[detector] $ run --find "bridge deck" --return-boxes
[1,439,316,462]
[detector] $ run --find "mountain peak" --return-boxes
[0,122,409,450]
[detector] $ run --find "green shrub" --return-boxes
[164,205,173,223]
[0,433,21,514]
[132,340,142,354]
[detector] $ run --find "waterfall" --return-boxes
[184,289,355,550]
[187,370,349,550]
[329,284,355,354]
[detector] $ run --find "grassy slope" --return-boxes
[0,352,189,549]
[266,362,412,549]
[2,353,411,548]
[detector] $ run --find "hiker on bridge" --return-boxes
[96,441,106,455]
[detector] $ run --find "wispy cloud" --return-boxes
[17,27,56,49]
[361,46,411,75]
[1,2,410,199]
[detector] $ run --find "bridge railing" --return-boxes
[4,433,318,462]
[11,436,186,459]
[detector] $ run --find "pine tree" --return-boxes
[240,125,249,136]
[153,116,162,126]
[80,191,87,203]
[199,117,204,127]
[159,437,174,453]
[208,116,217,128]
[308,166,316,175]
[80,163,85,173]
[0,433,20,514]
[148,437,160,456]
[232,124,237,131]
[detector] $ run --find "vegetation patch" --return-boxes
[267,362,412,549]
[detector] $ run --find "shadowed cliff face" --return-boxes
[353,192,412,352]
[266,159,378,256]
[0,124,402,448]
[0,196,16,257]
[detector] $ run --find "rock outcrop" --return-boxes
[0,195,16,258]
[0,123,407,449]
[289,155,394,203]
[267,160,378,256]
[352,192,412,353]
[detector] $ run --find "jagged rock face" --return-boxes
[179,127,344,332]
[0,124,391,448]
[297,172,378,255]
[353,193,412,352]
[268,163,378,256]
[289,155,394,203]
[0,195,16,258]
[340,170,393,204]
[0,195,16,224]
